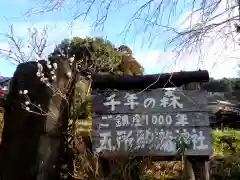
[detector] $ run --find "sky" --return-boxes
[0,0,240,79]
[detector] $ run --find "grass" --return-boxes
[1,112,240,179]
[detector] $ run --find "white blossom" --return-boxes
[47,65,52,69]
[50,71,55,75]
[19,90,23,94]
[23,90,28,94]
[52,63,58,70]
[66,72,72,78]
[36,72,41,77]
[37,63,43,72]
[51,75,56,80]
[46,82,51,87]
[25,101,30,105]
[25,107,30,111]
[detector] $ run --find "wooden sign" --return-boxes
[92,89,211,156]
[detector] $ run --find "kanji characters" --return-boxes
[95,132,112,152]
[99,115,113,129]
[116,130,134,151]
[175,113,189,126]
[103,90,184,112]
[132,114,142,126]
[169,95,183,109]
[124,93,139,109]
[115,115,130,127]
[122,115,130,126]
[197,130,208,150]
[159,90,183,109]
[103,93,121,111]
[135,130,145,150]
[115,115,122,127]
[95,128,209,154]
[160,97,169,107]
[154,129,176,152]
[145,128,154,148]
[191,129,198,149]
[161,130,176,152]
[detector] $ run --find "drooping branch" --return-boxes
[28,0,240,58]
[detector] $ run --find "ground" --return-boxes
[1,112,240,179]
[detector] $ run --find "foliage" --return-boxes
[3,108,240,179]
[52,36,144,76]
[210,129,240,180]
[201,78,240,92]
[51,37,145,179]
[56,36,145,142]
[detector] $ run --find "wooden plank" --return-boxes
[92,126,212,156]
[92,70,209,90]
[92,89,208,114]
[92,112,209,129]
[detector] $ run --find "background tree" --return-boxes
[52,36,144,75]
[50,36,144,179]
[201,78,240,92]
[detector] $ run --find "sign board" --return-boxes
[92,89,211,156]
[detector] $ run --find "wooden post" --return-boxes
[183,82,210,180]
[190,159,210,180]
[183,156,195,180]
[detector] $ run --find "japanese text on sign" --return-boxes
[103,91,183,111]
[92,89,211,156]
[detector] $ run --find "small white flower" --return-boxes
[19,90,23,94]
[23,90,28,94]
[41,73,44,77]
[50,71,55,75]
[68,57,74,63]
[47,65,52,69]
[26,107,30,111]
[51,75,56,80]
[25,101,30,105]
[52,63,58,70]
[38,104,41,107]
[46,82,51,87]
[44,77,48,81]
[69,63,72,66]
[40,77,44,82]
[66,72,72,78]
[37,63,43,72]
[36,72,41,77]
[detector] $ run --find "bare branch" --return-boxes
[0,24,49,65]
[26,0,240,60]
